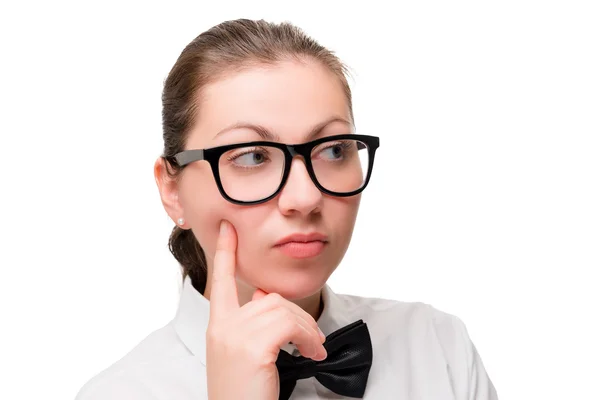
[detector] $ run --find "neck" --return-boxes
[204,279,325,321]
[290,290,324,321]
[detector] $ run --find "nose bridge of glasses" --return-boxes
[282,144,314,183]
[284,142,314,159]
[284,143,317,176]
[281,154,320,199]
[285,144,302,158]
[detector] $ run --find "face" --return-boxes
[158,59,361,301]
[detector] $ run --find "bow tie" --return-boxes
[275,319,373,400]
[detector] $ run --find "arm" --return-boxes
[433,309,499,400]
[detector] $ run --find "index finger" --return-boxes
[209,219,240,318]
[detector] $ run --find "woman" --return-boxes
[76,18,497,400]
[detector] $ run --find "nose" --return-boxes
[277,156,323,217]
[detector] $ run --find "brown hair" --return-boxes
[161,19,354,294]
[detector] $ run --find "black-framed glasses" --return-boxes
[168,134,380,205]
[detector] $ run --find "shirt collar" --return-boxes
[173,275,352,366]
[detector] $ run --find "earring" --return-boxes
[177,217,185,226]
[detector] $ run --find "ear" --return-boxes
[154,157,186,228]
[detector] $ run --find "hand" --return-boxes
[206,220,327,400]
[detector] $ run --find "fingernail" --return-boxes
[220,220,228,235]
[315,347,327,361]
[310,344,318,359]
[318,327,326,341]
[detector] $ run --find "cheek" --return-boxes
[328,195,361,235]
[178,168,270,258]
[178,168,225,253]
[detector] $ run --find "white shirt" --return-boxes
[75,276,498,399]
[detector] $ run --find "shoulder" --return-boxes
[333,290,461,336]
[74,322,199,400]
[335,293,470,365]
[335,292,498,399]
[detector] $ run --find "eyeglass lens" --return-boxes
[217,138,370,202]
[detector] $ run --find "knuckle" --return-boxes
[305,315,318,330]
[280,310,299,329]
[206,319,232,343]
[271,307,295,330]
[214,246,228,257]
[272,306,289,320]
[265,292,283,304]
[205,324,223,344]
[206,323,238,356]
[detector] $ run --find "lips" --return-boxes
[274,232,328,246]
[274,232,328,259]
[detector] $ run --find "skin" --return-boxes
[155,58,361,319]
[155,58,362,399]
[204,220,328,399]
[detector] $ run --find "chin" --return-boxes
[244,263,331,300]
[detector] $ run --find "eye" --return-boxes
[235,152,265,165]
[316,141,353,161]
[322,144,344,159]
[226,147,271,168]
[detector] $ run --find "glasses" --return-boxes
[168,134,380,205]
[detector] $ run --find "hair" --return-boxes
[161,18,354,294]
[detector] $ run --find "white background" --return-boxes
[1,1,599,399]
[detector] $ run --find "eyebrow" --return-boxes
[214,116,353,142]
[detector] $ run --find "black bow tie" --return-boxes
[275,319,373,400]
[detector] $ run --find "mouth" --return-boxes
[274,233,328,259]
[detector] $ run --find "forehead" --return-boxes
[188,59,351,147]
